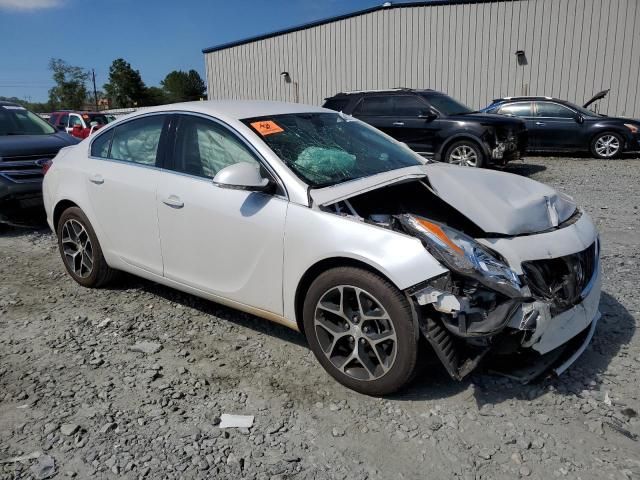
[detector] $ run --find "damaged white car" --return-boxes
[42,101,601,395]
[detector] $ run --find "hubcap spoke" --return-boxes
[314,284,397,382]
[596,135,619,157]
[61,219,94,278]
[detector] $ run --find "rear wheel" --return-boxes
[444,140,485,167]
[57,207,115,288]
[591,132,622,159]
[303,267,419,395]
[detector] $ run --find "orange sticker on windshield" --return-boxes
[251,120,284,136]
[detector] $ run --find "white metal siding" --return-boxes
[204,0,640,117]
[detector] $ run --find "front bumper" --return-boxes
[413,229,601,382]
[0,177,44,224]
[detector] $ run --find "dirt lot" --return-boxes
[1,156,639,480]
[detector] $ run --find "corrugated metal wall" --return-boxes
[204,0,640,117]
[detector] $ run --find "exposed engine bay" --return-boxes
[321,177,601,382]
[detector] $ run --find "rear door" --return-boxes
[533,101,584,150]
[85,114,167,275]
[497,102,536,148]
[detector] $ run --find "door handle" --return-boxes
[535,122,545,126]
[89,174,104,185]
[392,121,405,126]
[162,195,184,209]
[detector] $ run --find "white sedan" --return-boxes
[43,101,601,395]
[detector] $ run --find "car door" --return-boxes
[86,114,167,275]
[533,101,583,150]
[156,113,288,315]
[351,95,395,137]
[57,113,69,132]
[497,102,536,148]
[67,114,83,134]
[388,95,436,155]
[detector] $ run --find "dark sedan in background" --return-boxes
[323,88,527,168]
[0,101,78,225]
[482,91,640,159]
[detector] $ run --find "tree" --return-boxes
[145,86,167,106]
[161,69,206,102]
[47,58,89,110]
[103,58,148,108]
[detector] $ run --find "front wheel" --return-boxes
[591,132,623,159]
[444,140,485,167]
[303,267,419,395]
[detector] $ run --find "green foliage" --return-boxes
[145,86,168,106]
[103,58,148,108]
[47,58,89,110]
[161,69,206,102]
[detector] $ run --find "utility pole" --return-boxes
[92,69,99,111]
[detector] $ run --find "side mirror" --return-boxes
[575,114,584,124]
[213,162,272,192]
[418,109,438,120]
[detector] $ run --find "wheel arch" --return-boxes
[53,199,80,232]
[437,133,490,161]
[293,256,405,335]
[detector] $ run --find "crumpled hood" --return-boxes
[426,163,576,235]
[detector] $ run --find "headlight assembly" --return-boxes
[624,123,639,134]
[398,214,523,298]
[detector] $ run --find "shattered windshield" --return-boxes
[242,112,423,187]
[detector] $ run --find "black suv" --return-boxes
[0,101,79,224]
[323,89,527,168]
[482,91,640,159]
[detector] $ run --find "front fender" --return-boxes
[436,131,492,161]
[282,203,448,323]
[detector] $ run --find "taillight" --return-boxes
[42,159,53,175]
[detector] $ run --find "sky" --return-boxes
[0,0,392,102]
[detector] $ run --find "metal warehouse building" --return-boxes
[203,0,640,117]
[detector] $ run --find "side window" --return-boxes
[69,115,83,127]
[535,102,575,118]
[499,102,533,117]
[354,96,394,116]
[393,96,427,116]
[173,115,258,179]
[90,129,114,158]
[109,115,165,166]
[58,114,69,127]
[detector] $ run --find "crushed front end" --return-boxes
[405,216,601,383]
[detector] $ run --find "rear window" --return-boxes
[323,98,350,112]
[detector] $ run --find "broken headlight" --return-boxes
[398,214,522,298]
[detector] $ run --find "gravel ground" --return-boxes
[1,156,639,480]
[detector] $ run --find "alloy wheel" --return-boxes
[313,285,397,381]
[448,145,479,166]
[594,135,620,158]
[61,219,93,278]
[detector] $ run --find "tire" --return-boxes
[444,139,485,167]
[303,267,419,395]
[590,132,623,159]
[56,207,115,288]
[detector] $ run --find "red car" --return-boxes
[49,111,110,139]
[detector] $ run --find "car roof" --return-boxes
[133,100,329,121]
[327,88,443,98]
[0,100,22,107]
[491,96,564,104]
